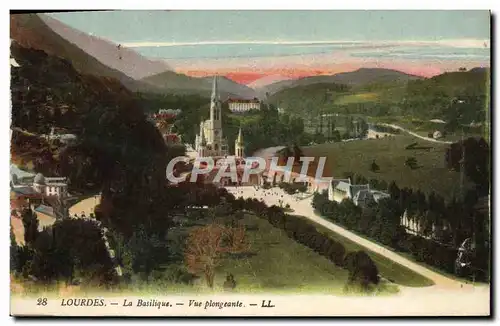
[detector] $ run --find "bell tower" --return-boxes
[209,75,223,153]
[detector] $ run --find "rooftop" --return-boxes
[34,205,55,217]
[227,98,260,103]
[11,186,39,196]
[10,164,36,179]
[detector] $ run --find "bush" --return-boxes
[344,251,379,289]
[328,241,346,267]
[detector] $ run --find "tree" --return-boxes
[313,132,326,144]
[332,129,341,142]
[358,119,369,138]
[185,223,248,288]
[329,118,336,140]
[279,146,293,162]
[370,160,380,172]
[292,143,304,162]
[10,225,20,274]
[405,156,418,169]
[344,251,379,291]
[21,208,39,247]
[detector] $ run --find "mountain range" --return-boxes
[11,13,446,102]
[10,13,258,99]
[10,13,158,93]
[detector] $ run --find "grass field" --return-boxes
[334,92,380,105]
[291,215,434,287]
[302,135,473,200]
[165,214,398,295]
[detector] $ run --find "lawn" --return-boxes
[302,135,473,200]
[163,214,397,295]
[290,215,434,288]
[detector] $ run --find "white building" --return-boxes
[328,178,390,208]
[328,178,369,203]
[33,173,68,198]
[227,98,260,113]
[194,76,229,157]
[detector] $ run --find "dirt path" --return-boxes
[68,195,101,217]
[379,123,453,144]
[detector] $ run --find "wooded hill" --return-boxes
[269,68,490,126]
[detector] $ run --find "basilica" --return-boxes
[194,76,244,158]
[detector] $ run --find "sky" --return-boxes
[48,10,491,84]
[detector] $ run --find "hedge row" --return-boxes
[229,196,378,285]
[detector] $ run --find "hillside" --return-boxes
[10,40,168,199]
[400,68,490,122]
[261,68,422,96]
[269,68,489,124]
[268,82,351,117]
[39,14,171,80]
[10,13,160,93]
[248,74,291,90]
[142,72,257,100]
[201,76,257,99]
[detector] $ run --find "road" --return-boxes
[379,123,453,144]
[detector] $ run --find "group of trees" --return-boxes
[445,137,490,196]
[309,115,369,144]
[313,172,490,281]
[312,191,457,275]
[10,41,184,287]
[266,69,488,133]
[239,106,310,155]
[11,210,116,285]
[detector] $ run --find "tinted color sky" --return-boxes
[47,11,491,83]
[50,10,489,43]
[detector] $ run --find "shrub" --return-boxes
[344,251,379,289]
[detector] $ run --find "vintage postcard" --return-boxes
[9,10,491,317]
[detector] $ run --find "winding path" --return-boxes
[378,123,453,144]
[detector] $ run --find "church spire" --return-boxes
[199,121,206,146]
[236,127,243,144]
[211,75,219,102]
[235,127,244,158]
